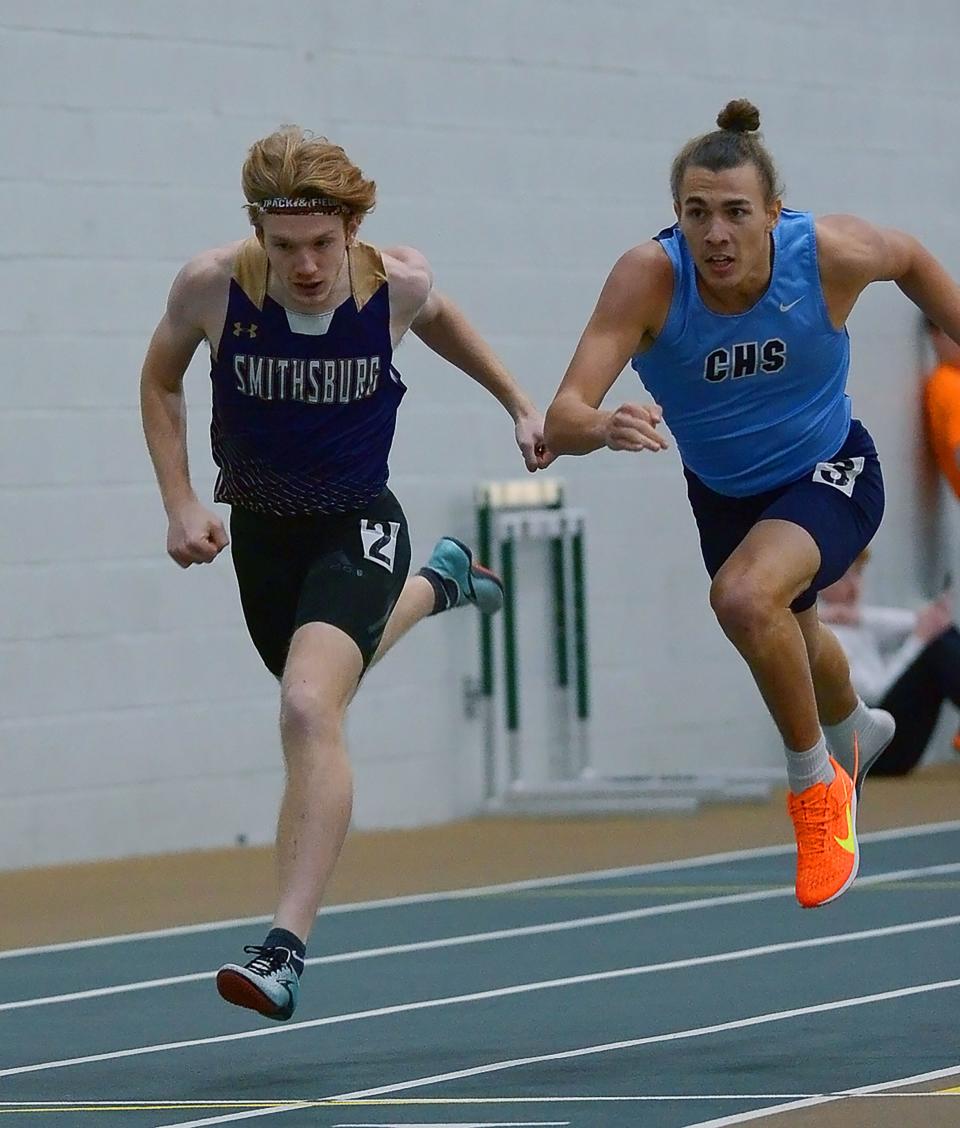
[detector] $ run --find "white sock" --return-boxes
[823,699,895,779]
[786,733,835,795]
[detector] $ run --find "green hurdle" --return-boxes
[471,480,779,814]
[474,478,590,800]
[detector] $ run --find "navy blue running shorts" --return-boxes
[683,419,885,613]
[229,488,411,678]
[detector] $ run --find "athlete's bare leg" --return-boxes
[367,576,435,668]
[267,537,502,942]
[709,519,823,751]
[710,520,865,909]
[797,603,895,782]
[272,622,362,943]
[369,536,504,668]
[795,606,859,726]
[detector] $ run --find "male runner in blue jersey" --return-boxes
[544,98,960,910]
[140,126,552,1021]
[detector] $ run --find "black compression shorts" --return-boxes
[229,489,411,678]
[684,418,884,613]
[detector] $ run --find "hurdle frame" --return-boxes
[473,478,776,814]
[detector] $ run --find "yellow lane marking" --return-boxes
[3,1092,960,1114]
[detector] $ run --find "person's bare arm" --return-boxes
[817,214,960,343]
[544,242,672,456]
[386,246,552,471]
[818,602,860,626]
[140,253,230,567]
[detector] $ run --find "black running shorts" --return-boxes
[684,418,885,613]
[229,489,411,678]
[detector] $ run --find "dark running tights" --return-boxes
[872,626,960,775]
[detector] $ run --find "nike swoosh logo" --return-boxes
[779,297,804,312]
[834,804,857,854]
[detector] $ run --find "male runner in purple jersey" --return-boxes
[141,125,552,1020]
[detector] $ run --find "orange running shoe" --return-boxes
[787,753,859,908]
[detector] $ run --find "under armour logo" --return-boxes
[233,322,258,338]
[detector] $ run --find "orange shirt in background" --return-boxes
[924,362,960,500]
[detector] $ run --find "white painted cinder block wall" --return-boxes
[3,1,959,868]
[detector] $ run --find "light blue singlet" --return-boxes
[632,209,851,497]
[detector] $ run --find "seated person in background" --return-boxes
[819,548,960,774]
[924,317,960,501]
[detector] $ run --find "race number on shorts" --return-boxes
[360,519,401,572]
[812,456,864,498]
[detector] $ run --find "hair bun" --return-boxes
[716,99,761,133]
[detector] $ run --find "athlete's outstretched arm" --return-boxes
[410,286,552,471]
[544,243,670,456]
[817,215,960,344]
[140,258,229,567]
[893,241,960,345]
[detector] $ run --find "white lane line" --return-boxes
[3,819,957,960]
[678,1062,960,1126]
[3,910,958,1078]
[5,860,960,1013]
[326,1092,960,1102]
[150,978,960,1127]
[329,1123,569,1127]
[0,1105,293,1114]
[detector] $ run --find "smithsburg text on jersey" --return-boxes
[232,354,381,404]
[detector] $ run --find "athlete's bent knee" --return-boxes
[709,572,776,638]
[279,679,346,747]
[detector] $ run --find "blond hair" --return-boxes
[242,126,376,225]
